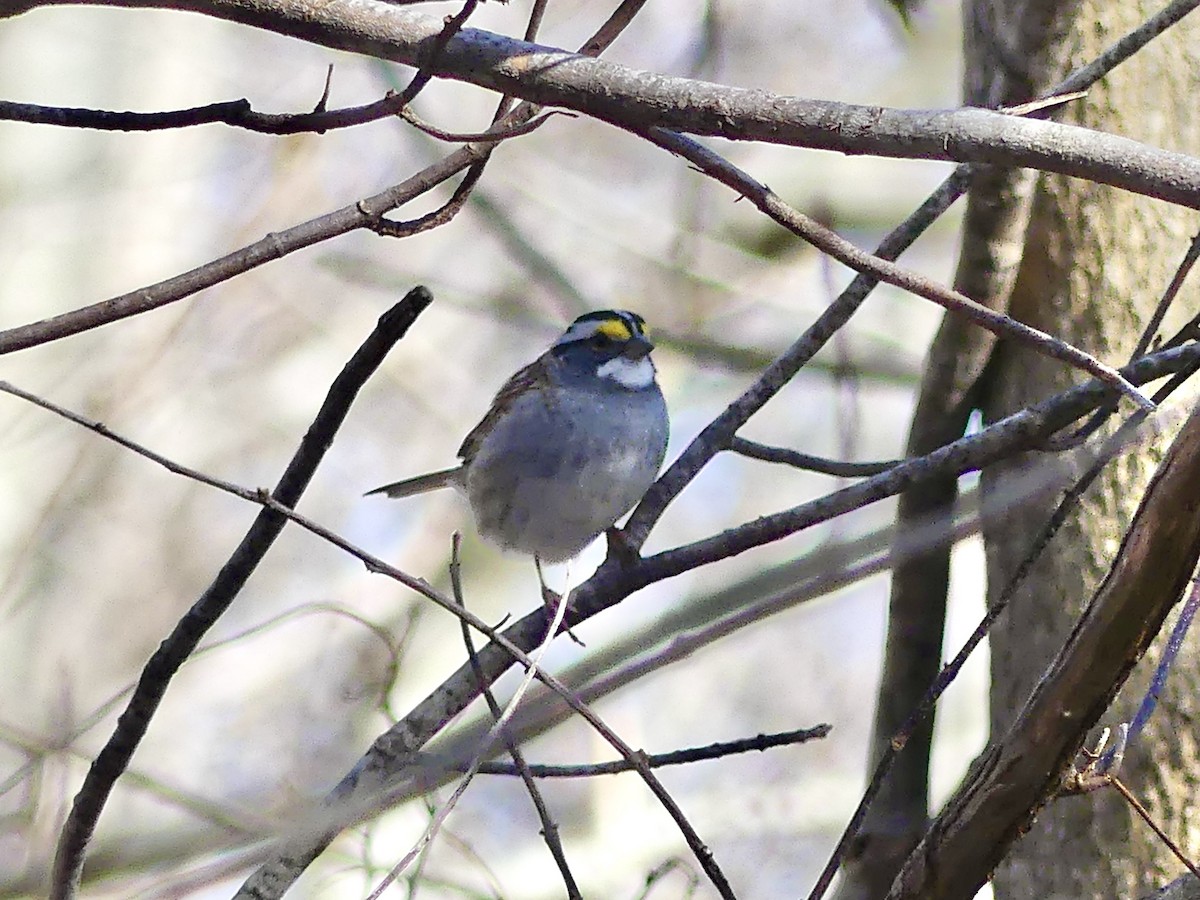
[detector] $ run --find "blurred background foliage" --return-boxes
[0,1,989,896]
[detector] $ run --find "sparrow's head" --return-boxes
[552,310,657,389]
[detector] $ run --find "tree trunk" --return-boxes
[978,2,1200,896]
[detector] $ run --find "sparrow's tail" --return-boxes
[364,466,462,499]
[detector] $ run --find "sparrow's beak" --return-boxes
[623,333,654,359]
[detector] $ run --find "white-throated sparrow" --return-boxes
[367,310,669,567]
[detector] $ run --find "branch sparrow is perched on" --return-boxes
[367,310,669,579]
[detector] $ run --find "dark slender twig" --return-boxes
[0,94,413,134]
[465,725,832,777]
[1111,776,1200,880]
[452,534,582,900]
[1050,0,1200,97]
[1134,232,1200,361]
[522,0,550,41]
[728,436,899,477]
[45,287,432,900]
[1042,230,1200,451]
[397,105,570,141]
[360,158,488,237]
[408,0,483,94]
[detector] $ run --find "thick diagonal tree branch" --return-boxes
[7,0,1200,208]
[888,397,1200,900]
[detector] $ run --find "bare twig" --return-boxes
[451,534,581,900]
[728,436,899,477]
[1001,90,1088,116]
[466,725,831,777]
[1122,575,1200,747]
[1042,230,1200,451]
[1111,777,1200,881]
[397,105,571,142]
[365,557,576,899]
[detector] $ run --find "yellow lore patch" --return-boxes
[596,318,633,341]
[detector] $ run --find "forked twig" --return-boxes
[45,287,434,900]
[1111,777,1200,881]
[451,533,581,899]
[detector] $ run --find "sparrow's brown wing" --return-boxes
[457,352,556,463]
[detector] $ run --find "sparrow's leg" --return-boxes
[603,526,640,566]
[535,557,584,647]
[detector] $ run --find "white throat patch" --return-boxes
[596,356,655,389]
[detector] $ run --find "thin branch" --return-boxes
[46,287,433,900]
[1111,777,1200,881]
[0,90,465,136]
[1042,229,1200,451]
[365,552,576,899]
[728,436,899,477]
[397,105,570,141]
[1051,0,1200,97]
[359,158,487,237]
[1123,575,1200,746]
[1001,90,1088,116]
[466,725,832,777]
[9,0,1200,207]
[641,127,1152,411]
[452,534,581,900]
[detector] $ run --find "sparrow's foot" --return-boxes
[604,527,640,567]
[541,585,586,647]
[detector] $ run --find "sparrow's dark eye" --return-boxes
[589,333,613,348]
